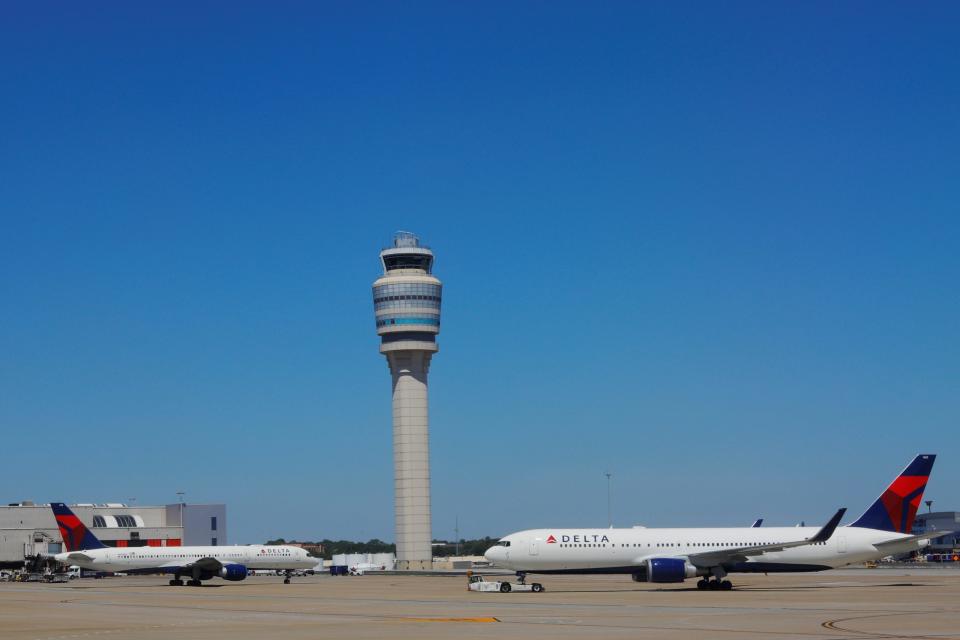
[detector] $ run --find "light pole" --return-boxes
[605,472,612,527]
[454,515,460,557]
[176,491,185,528]
[926,500,933,514]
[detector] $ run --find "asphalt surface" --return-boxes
[1,568,957,639]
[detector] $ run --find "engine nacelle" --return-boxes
[219,564,248,581]
[645,558,697,583]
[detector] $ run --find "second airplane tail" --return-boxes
[849,454,936,533]
[51,503,107,551]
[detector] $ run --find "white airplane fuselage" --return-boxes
[486,526,927,574]
[56,545,314,574]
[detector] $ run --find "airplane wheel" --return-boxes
[532,583,543,592]
[500,583,511,593]
[721,580,733,590]
[708,580,720,590]
[188,580,202,586]
[696,579,708,590]
[284,578,291,584]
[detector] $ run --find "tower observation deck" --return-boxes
[372,231,441,570]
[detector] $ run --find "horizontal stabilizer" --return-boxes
[64,552,94,563]
[873,531,953,553]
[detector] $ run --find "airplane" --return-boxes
[484,454,944,591]
[50,503,316,586]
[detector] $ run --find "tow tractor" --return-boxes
[467,571,544,593]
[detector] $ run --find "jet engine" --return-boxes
[633,558,698,583]
[219,564,248,581]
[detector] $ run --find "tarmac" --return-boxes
[1,568,958,639]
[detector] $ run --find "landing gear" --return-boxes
[168,578,184,586]
[700,579,733,590]
[187,579,202,586]
[516,572,527,585]
[698,569,733,591]
[283,570,292,584]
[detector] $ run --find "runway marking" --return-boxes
[821,611,957,639]
[400,616,499,623]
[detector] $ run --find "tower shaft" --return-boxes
[387,350,433,570]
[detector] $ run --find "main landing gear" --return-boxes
[697,567,733,590]
[283,570,292,584]
[516,572,527,585]
[696,578,732,590]
[168,568,204,586]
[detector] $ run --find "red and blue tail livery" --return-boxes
[51,503,107,551]
[849,454,935,533]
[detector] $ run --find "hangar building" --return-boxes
[0,501,225,568]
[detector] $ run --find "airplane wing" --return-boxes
[686,508,846,569]
[157,556,224,571]
[188,557,225,571]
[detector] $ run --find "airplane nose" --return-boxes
[484,545,503,565]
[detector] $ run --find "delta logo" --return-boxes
[545,533,610,544]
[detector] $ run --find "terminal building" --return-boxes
[913,511,960,554]
[0,501,225,568]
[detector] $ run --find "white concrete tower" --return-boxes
[372,231,442,570]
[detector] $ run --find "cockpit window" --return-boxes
[496,541,511,547]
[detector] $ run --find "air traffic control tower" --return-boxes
[372,231,442,570]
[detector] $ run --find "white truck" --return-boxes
[467,573,544,593]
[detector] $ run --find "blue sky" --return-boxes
[1,2,958,544]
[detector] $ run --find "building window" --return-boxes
[211,516,217,531]
[92,516,106,528]
[211,537,218,546]
[115,515,136,527]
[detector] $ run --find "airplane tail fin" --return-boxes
[51,503,107,551]
[849,455,936,533]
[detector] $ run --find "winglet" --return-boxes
[809,508,846,544]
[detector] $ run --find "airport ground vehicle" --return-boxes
[467,573,544,593]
